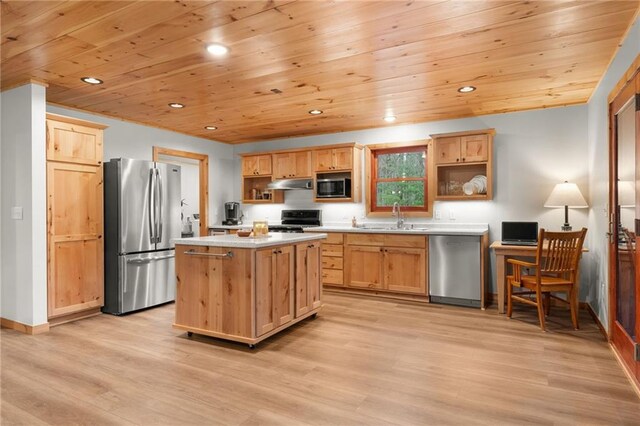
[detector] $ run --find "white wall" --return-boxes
[587,17,639,330]
[0,84,48,326]
[233,105,591,295]
[47,105,235,226]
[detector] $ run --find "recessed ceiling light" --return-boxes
[308,109,323,115]
[384,115,397,123]
[204,125,217,130]
[168,103,185,109]
[80,77,103,85]
[206,43,229,56]
[457,85,476,93]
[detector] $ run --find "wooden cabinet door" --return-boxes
[333,148,353,170]
[46,119,103,165]
[47,162,103,318]
[273,153,295,179]
[344,245,384,289]
[242,156,258,176]
[435,137,461,164]
[294,151,312,177]
[243,155,272,176]
[175,246,252,337]
[295,242,321,317]
[313,149,334,171]
[256,246,294,336]
[383,248,427,294]
[460,134,488,162]
[274,245,294,326]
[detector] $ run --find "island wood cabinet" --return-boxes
[255,246,294,336]
[46,113,107,323]
[431,129,495,201]
[174,238,323,346]
[343,234,427,296]
[295,241,322,317]
[273,151,312,179]
[242,154,272,176]
[312,147,353,171]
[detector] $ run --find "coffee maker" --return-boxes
[223,201,242,225]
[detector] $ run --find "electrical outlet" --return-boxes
[449,209,455,220]
[11,206,23,220]
[435,210,441,220]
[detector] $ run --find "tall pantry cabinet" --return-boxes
[46,113,107,324]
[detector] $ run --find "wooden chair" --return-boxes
[507,228,587,331]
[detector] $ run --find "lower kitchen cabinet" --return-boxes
[295,241,322,317]
[174,239,321,346]
[175,246,254,338]
[343,234,428,296]
[256,246,294,336]
[344,245,384,289]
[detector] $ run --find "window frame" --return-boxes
[365,140,434,218]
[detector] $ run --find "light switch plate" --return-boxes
[435,210,441,220]
[11,206,23,220]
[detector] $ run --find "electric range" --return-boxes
[268,210,321,233]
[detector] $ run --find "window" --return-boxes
[367,143,430,214]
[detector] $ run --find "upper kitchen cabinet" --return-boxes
[46,114,107,324]
[313,144,363,203]
[242,154,272,176]
[431,129,495,201]
[46,113,105,166]
[273,151,312,179]
[313,147,353,171]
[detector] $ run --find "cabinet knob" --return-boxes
[462,157,465,162]
[456,158,459,162]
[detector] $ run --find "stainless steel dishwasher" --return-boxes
[429,235,481,307]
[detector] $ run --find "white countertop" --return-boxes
[174,233,327,248]
[306,223,488,236]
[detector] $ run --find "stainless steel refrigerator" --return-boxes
[103,158,181,315]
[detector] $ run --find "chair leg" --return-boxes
[544,293,551,316]
[507,281,513,318]
[569,287,579,330]
[536,288,546,331]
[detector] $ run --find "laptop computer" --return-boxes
[501,221,539,246]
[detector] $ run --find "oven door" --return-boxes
[316,179,345,198]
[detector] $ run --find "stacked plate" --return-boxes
[462,175,487,195]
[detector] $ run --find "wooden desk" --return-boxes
[490,241,587,314]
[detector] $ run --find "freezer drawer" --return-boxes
[116,250,175,314]
[429,235,481,307]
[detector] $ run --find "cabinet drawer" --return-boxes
[322,244,343,257]
[346,233,384,246]
[384,235,426,248]
[322,256,343,270]
[324,232,344,244]
[322,268,343,285]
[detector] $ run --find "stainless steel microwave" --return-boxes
[316,178,351,198]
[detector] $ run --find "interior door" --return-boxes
[609,65,639,383]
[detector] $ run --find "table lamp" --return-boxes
[544,181,588,231]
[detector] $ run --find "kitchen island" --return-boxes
[172,233,326,347]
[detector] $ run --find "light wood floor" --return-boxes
[2,293,639,425]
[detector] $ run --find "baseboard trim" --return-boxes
[1,317,50,335]
[585,303,608,340]
[610,343,640,400]
[49,307,102,326]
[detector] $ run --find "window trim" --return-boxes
[365,140,434,218]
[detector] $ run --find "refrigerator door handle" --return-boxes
[156,168,164,244]
[148,168,156,244]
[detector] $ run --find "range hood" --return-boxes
[266,178,313,190]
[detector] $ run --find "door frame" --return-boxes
[152,147,209,237]
[608,55,640,387]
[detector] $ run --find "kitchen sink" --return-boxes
[359,225,430,231]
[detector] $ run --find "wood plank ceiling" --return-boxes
[1,1,638,144]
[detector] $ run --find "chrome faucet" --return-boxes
[392,202,404,229]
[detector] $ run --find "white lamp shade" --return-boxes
[544,182,588,208]
[618,180,635,207]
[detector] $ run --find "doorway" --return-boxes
[609,60,639,385]
[153,147,209,237]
